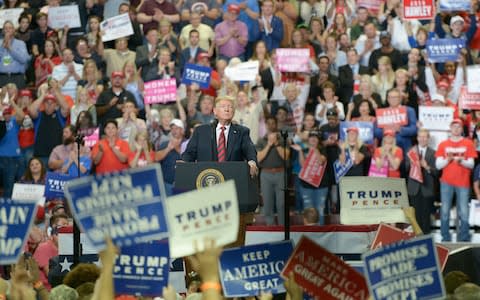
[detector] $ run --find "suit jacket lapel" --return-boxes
[227,125,238,161]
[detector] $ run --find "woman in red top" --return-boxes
[128,131,155,168]
[34,38,62,88]
[373,129,403,178]
[92,120,131,174]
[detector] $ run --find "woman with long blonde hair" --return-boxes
[123,60,145,118]
[371,56,395,105]
[338,127,369,176]
[79,59,103,103]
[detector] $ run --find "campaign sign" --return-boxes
[0,198,37,264]
[418,106,454,131]
[101,13,134,42]
[165,180,239,258]
[83,127,99,148]
[439,0,470,11]
[299,149,326,188]
[426,39,466,63]
[114,241,170,296]
[467,65,480,93]
[340,177,409,225]
[276,48,311,73]
[362,235,445,300]
[0,8,24,28]
[403,0,434,20]
[12,183,45,204]
[281,236,369,300]
[375,107,408,128]
[47,5,81,29]
[64,165,168,250]
[458,85,480,110]
[339,121,374,144]
[356,0,383,13]
[45,172,72,198]
[144,79,177,104]
[219,240,294,297]
[181,64,211,89]
[225,61,259,81]
[334,151,353,184]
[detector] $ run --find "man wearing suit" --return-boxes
[338,48,369,107]
[182,95,258,176]
[178,29,207,74]
[135,28,160,81]
[406,129,438,234]
[257,0,283,51]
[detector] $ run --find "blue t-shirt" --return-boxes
[0,117,20,157]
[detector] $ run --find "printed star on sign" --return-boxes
[60,257,73,272]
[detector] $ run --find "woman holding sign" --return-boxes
[372,129,403,178]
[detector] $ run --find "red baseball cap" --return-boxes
[19,89,33,98]
[197,52,210,60]
[384,129,396,137]
[437,80,450,89]
[111,71,125,78]
[43,94,57,102]
[2,106,13,115]
[451,118,463,126]
[346,127,359,134]
[228,4,241,14]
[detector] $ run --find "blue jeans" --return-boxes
[440,182,471,242]
[0,156,20,198]
[300,186,329,225]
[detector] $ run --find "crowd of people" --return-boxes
[1,0,480,297]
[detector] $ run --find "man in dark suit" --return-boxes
[182,95,258,176]
[135,28,160,81]
[406,128,438,234]
[178,29,207,74]
[338,48,369,107]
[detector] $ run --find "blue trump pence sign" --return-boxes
[219,240,294,297]
[64,165,169,250]
[362,235,445,300]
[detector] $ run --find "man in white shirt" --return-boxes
[52,48,83,101]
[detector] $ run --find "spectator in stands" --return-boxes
[70,86,94,126]
[257,117,289,225]
[137,0,180,35]
[51,48,83,101]
[180,0,220,28]
[347,75,382,119]
[29,82,70,166]
[135,28,160,78]
[155,118,185,195]
[19,157,46,184]
[339,127,369,176]
[435,14,477,44]
[276,80,310,133]
[34,38,61,89]
[158,19,179,61]
[233,89,264,144]
[30,12,50,57]
[394,68,419,113]
[406,128,438,234]
[371,56,395,103]
[123,60,145,118]
[310,55,340,101]
[117,99,147,150]
[95,71,136,129]
[307,17,324,56]
[338,48,369,106]
[257,0,283,52]
[193,94,215,124]
[179,12,216,55]
[0,20,30,88]
[73,37,103,70]
[373,129,403,178]
[78,59,104,104]
[16,89,36,177]
[350,7,374,42]
[215,4,249,61]
[368,31,403,73]
[425,58,465,104]
[303,207,320,225]
[178,29,207,74]
[315,81,345,126]
[142,47,179,82]
[85,15,103,55]
[102,38,136,78]
[436,118,477,242]
[274,0,297,48]
[197,52,221,96]
[128,131,155,168]
[15,13,32,52]
[148,108,174,151]
[0,101,24,197]
[389,4,421,53]
[92,119,131,174]
[119,3,144,52]
[300,1,325,26]
[354,22,380,67]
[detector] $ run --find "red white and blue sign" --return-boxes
[64,165,169,250]
[219,240,294,297]
[0,198,37,264]
[181,63,212,89]
[45,172,73,198]
[426,39,466,63]
[339,121,374,144]
[362,235,445,300]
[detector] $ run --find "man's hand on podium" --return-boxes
[248,160,258,178]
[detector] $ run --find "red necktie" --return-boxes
[217,126,226,162]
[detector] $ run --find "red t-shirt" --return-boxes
[32,239,57,291]
[436,138,477,188]
[91,139,131,174]
[128,150,155,167]
[201,70,220,97]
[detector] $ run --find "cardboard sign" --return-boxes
[403,0,434,20]
[439,0,470,11]
[407,148,423,183]
[219,240,294,297]
[299,149,326,188]
[418,106,454,131]
[83,127,99,148]
[45,172,72,198]
[375,107,408,128]
[281,236,369,299]
[225,60,259,81]
[181,64,212,89]
[426,39,466,63]
[276,49,311,73]
[363,235,446,300]
[340,177,409,225]
[12,183,45,204]
[0,198,38,264]
[467,65,480,93]
[114,241,170,296]
[165,180,239,258]
[458,85,480,110]
[100,13,134,42]
[64,165,168,250]
[47,5,81,29]
[339,121,374,144]
[0,8,24,28]
[334,151,353,184]
[144,79,177,104]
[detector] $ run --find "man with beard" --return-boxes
[48,125,91,176]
